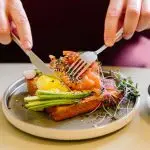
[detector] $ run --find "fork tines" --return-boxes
[67,58,88,79]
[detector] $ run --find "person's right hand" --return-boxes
[0,0,32,50]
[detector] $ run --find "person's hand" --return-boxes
[104,0,150,46]
[0,0,32,50]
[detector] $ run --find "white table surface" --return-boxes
[0,63,150,150]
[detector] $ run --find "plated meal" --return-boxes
[23,51,139,121]
[2,51,140,140]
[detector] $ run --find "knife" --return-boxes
[11,32,58,78]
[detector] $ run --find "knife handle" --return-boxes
[12,33,60,79]
[11,32,31,55]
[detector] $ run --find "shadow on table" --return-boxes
[139,104,150,124]
[138,86,150,125]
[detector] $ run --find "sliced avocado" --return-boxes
[36,90,92,99]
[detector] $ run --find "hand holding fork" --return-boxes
[67,28,124,79]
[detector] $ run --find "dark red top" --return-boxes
[0,0,150,67]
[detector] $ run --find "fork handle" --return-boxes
[95,45,107,55]
[95,28,123,55]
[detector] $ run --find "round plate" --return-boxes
[2,77,140,140]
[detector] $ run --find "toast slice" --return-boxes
[26,77,38,96]
[26,77,122,121]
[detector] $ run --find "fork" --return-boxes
[67,28,124,79]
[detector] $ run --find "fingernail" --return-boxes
[105,38,114,47]
[124,34,133,40]
[136,25,149,32]
[136,27,143,32]
[22,40,32,50]
[136,25,144,32]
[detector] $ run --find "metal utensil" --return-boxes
[148,85,150,95]
[67,28,124,79]
[147,85,150,108]
[11,33,71,90]
[11,33,57,77]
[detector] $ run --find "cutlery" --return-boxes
[67,28,123,79]
[147,85,150,108]
[11,33,58,78]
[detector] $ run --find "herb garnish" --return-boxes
[109,71,140,103]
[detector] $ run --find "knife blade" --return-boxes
[11,32,58,78]
[26,50,56,75]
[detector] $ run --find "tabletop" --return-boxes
[0,63,150,150]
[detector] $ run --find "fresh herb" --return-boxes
[109,71,140,102]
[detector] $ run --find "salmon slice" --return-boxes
[49,51,102,91]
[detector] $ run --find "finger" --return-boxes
[8,0,32,50]
[104,0,125,47]
[10,21,18,37]
[123,0,142,40]
[136,0,150,32]
[0,0,11,45]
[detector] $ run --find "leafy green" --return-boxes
[108,71,140,102]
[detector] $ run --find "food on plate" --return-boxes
[23,51,139,121]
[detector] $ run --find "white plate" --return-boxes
[2,77,140,140]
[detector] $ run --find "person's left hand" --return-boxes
[104,0,150,47]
